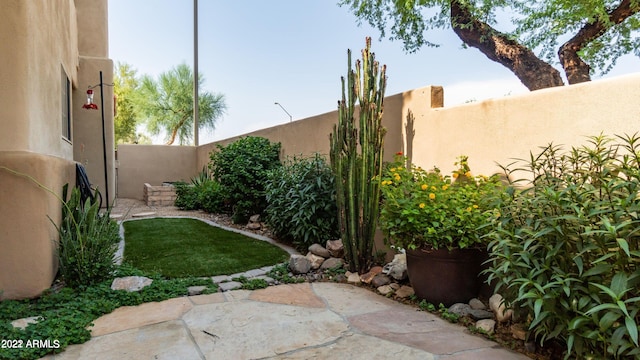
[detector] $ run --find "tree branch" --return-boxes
[558,0,639,84]
[450,0,564,90]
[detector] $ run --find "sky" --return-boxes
[108,1,639,145]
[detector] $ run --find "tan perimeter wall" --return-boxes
[118,75,640,200]
[411,73,640,178]
[117,145,198,199]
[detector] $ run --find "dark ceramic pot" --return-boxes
[406,247,487,307]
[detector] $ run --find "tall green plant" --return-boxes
[330,37,387,273]
[486,134,640,359]
[55,185,120,288]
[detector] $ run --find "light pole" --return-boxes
[274,102,292,122]
[193,0,199,146]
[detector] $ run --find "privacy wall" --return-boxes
[117,74,640,200]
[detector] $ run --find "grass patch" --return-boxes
[123,218,289,277]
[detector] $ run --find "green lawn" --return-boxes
[123,218,289,277]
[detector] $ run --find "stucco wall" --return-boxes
[117,145,198,199]
[0,153,74,300]
[0,0,78,159]
[410,73,640,178]
[195,86,443,171]
[0,0,112,300]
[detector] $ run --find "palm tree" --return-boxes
[138,63,226,145]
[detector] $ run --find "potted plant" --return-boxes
[379,153,503,306]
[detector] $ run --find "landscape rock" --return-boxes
[249,214,261,223]
[382,253,407,281]
[346,271,361,284]
[306,252,326,270]
[511,323,527,340]
[359,266,383,284]
[326,239,344,258]
[489,294,513,323]
[111,276,153,292]
[394,285,414,299]
[320,257,344,270]
[243,268,268,278]
[218,281,243,292]
[377,285,395,296]
[448,303,472,317]
[309,243,331,258]
[289,255,311,274]
[211,275,231,284]
[469,298,486,310]
[476,319,496,335]
[468,309,494,320]
[188,286,207,296]
[246,222,261,230]
[371,274,391,287]
[11,316,40,330]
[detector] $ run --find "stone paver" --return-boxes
[41,282,530,360]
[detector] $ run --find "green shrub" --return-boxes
[54,185,120,288]
[485,134,640,359]
[209,136,281,223]
[174,181,199,210]
[174,169,226,213]
[265,154,339,251]
[198,180,225,213]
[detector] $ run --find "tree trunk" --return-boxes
[450,0,565,91]
[559,0,639,84]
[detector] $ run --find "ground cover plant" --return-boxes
[486,134,640,359]
[123,218,289,277]
[0,265,216,360]
[265,153,339,252]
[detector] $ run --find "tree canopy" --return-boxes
[339,0,639,90]
[113,62,141,145]
[138,63,227,145]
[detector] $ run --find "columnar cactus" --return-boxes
[330,37,387,274]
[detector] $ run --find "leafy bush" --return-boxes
[485,134,640,359]
[209,136,281,223]
[54,185,120,288]
[174,181,199,210]
[380,153,503,251]
[174,169,226,213]
[265,154,339,251]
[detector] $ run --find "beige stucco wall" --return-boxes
[0,153,74,300]
[195,86,443,171]
[118,86,442,200]
[0,0,112,300]
[117,145,198,199]
[410,73,640,178]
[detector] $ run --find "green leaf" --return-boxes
[616,238,631,257]
[626,316,639,346]
[583,264,612,277]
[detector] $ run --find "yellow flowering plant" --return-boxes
[379,154,503,251]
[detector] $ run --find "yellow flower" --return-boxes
[453,172,459,179]
[419,203,425,209]
[431,186,436,191]
[390,167,397,172]
[466,207,472,212]
[472,204,479,209]
[429,193,436,200]
[394,174,401,181]
[442,185,449,191]
[421,184,428,190]
[465,171,472,177]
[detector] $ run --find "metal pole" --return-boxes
[99,71,109,209]
[274,102,293,122]
[193,0,199,146]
